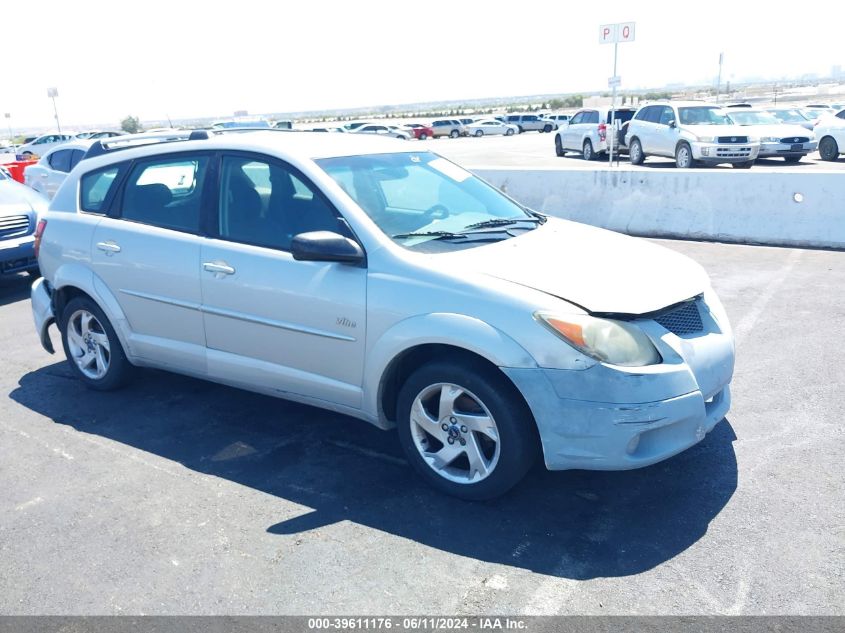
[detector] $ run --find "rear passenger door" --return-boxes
[200,153,368,409]
[89,152,212,374]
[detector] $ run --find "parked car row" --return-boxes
[554,100,845,167]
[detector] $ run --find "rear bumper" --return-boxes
[31,276,56,353]
[0,235,37,275]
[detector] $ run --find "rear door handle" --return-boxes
[96,241,121,254]
[203,262,235,275]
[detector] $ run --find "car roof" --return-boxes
[79,131,423,172]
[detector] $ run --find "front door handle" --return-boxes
[96,241,121,254]
[203,262,235,275]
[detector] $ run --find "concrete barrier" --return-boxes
[474,168,845,249]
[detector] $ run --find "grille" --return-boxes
[716,136,749,144]
[654,300,703,336]
[779,136,809,144]
[715,147,752,157]
[0,214,30,240]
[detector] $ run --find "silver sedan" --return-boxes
[466,119,518,137]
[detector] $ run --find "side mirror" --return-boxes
[291,231,365,265]
[668,119,676,128]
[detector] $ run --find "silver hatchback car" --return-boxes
[31,130,735,499]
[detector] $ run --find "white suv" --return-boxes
[30,130,735,499]
[626,102,760,168]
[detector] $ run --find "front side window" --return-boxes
[317,152,540,253]
[570,112,584,125]
[658,106,675,126]
[120,154,208,232]
[218,155,343,251]
[48,149,72,172]
[81,166,121,214]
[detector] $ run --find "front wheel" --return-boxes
[819,136,839,161]
[732,161,754,169]
[60,296,133,391]
[675,142,696,168]
[474,129,483,137]
[449,129,459,139]
[543,124,552,133]
[555,135,565,157]
[629,138,644,165]
[784,155,802,164]
[396,360,538,500]
[582,139,594,161]
[505,128,514,136]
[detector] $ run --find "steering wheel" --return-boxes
[423,204,450,221]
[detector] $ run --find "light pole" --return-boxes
[47,87,62,133]
[4,112,11,142]
[716,53,724,103]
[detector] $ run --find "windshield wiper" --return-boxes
[391,230,467,240]
[461,216,543,231]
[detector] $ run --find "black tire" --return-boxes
[60,296,133,391]
[783,155,802,164]
[554,135,565,157]
[543,124,552,133]
[675,142,696,168]
[582,139,594,161]
[819,136,839,161]
[505,128,514,136]
[732,161,754,169]
[419,133,428,140]
[629,138,644,165]
[449,129,459,139]
[517,126,524,134]
[474,129,483,137]
[396,359,538,501]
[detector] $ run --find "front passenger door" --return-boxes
[200,153,368,409]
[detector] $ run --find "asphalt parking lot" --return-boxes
[1,239,843,615]
[422,131,845,171]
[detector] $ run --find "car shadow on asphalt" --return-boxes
[10,361,738,580]
[0,273,32,307]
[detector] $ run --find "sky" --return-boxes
[1,0,843,132]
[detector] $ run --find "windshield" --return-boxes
[729,111,780,126]
[317,152,537,251]
[770,109,808,123]
[678,107,733,125]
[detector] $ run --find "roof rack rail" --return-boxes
[82,127,300,160]
[84,130,199,159]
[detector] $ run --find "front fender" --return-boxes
[363,312,537,425]
[52,262,133,359]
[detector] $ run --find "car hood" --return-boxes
[0,179,49,215]
[684,124,751,137]
[443,218,709,315]
[742,124,812,138]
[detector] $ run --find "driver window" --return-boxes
[659,107,675,126]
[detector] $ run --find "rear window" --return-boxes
[81,166,121,214]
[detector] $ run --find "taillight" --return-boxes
[33,219,47,259]
[598,123,607,141]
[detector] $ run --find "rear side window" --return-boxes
[69,149,86,170]
[48,149,73,173]
[81,166,120,214]
[609,110,636,124]
[120,155,209,233]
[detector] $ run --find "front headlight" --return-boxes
[695,135,715,143]
[535,312,661,367]
[748,135,760,143]
[762,136,780,143]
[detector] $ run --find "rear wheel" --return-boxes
[555,135,565,157]
[543,124,553,133]
[474,129,483,137]
[675,142,696,168]
[819,136,839,161]
[60,296,133,391]
[396,360,538,500]
[419,132,428,140]
[517,126,524,134]
[629,138,644,165]
[505,128,514,136]
[582,139,594,161]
